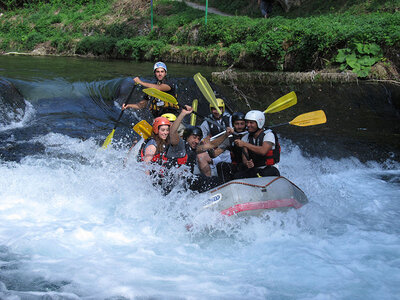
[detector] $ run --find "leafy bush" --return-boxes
[76,36,117,56]
[335,43,383,77]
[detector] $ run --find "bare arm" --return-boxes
[196,127,234,153]
[213,147,225,157]
[143,145,157,163]
[122,99,148,110]
[170,105,192,146]
[235,139,272,156]
[133,77,171,92]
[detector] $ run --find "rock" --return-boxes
[369,61,400,80]
[0,77,26,126]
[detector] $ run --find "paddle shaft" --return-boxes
[268,122,290,128]
[112,84,136,130]
[178,104,225,131]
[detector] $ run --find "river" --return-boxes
[0,56,399,299]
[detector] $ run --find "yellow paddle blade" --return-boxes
[289,110,327,127]
[133,120,152,139]
[190,99,198,126]
[142,88,178,105]
[264,91,297,114]
[102,129,115,149]
[193,73,222,115]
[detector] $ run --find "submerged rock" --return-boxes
[0,77,26,126]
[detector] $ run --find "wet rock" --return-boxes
[0,77,26,126]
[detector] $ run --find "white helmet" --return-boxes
[153,61,167,72]
[245,110,265,128]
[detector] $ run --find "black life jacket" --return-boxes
[247,129,281,168]
[206,114,231,137]
[183,142,197,173]
[228,134,244,165]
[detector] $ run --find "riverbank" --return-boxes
[0,0,399,81]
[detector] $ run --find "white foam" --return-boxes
[0,100,35,132]
[0,134,399,299]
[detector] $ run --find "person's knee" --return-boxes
[197,152,212,176]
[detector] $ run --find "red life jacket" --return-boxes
[139,138,188,167]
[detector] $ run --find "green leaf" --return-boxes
[355,43,365,54]
[335,48,348,63]
[346,53,358,68]
[358,56,379,66]
[364,43,381,55]
[355,67,371,78]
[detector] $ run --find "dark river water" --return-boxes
[0,55,399,299]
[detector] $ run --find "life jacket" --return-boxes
[138,138,165,164]
[228,134,245,165]
[139,138,188,169]
[162,147,189,169]
[149,79,179,116]
[177,142,197,173]
[247,129,281,168]
[206,113,231,137]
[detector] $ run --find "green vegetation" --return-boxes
[0,0,399,78]
[336,43,383,77]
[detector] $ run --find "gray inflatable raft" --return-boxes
[203,176,308,217]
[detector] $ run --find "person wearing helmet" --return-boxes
[213,111,248,182]
[161,113,186,137]
[233,110,281,178]
[139,116,171,164]
[161,113,176,122]
[199,98,231,139]
[122,61,179,117]
[167,105,234,192]
[198,98,232,176]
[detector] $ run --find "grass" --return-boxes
[0,0,398,76]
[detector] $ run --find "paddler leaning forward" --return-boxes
[169,105,234,193]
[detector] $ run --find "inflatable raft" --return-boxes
[202,176,308,217]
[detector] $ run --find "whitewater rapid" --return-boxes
[1,126,399,299]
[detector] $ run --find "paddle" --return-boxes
[268,110,327,128]
[208,92,298,140]
[142,88,225,131]
[211,110,326,141]
[102,84,136,149]
[133,120,152,139]
[193,73,222,115]
[190,99,198,126]
[264,91,297,114]
[123,120,152,167]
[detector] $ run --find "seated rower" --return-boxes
[122,62,179,118]
[138,117,171,171]
[233,110,281,179]
[169,105,234,193]
[199,98,232,176]
[214,112,248,183]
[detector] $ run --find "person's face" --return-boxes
[211,107,222,119]
[157,125,170,140]
[186,134,201,149]
[246,120,258,133]
[233,120,246,133]
[154,68,166,81]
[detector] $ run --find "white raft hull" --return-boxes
[203,176,308,217]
